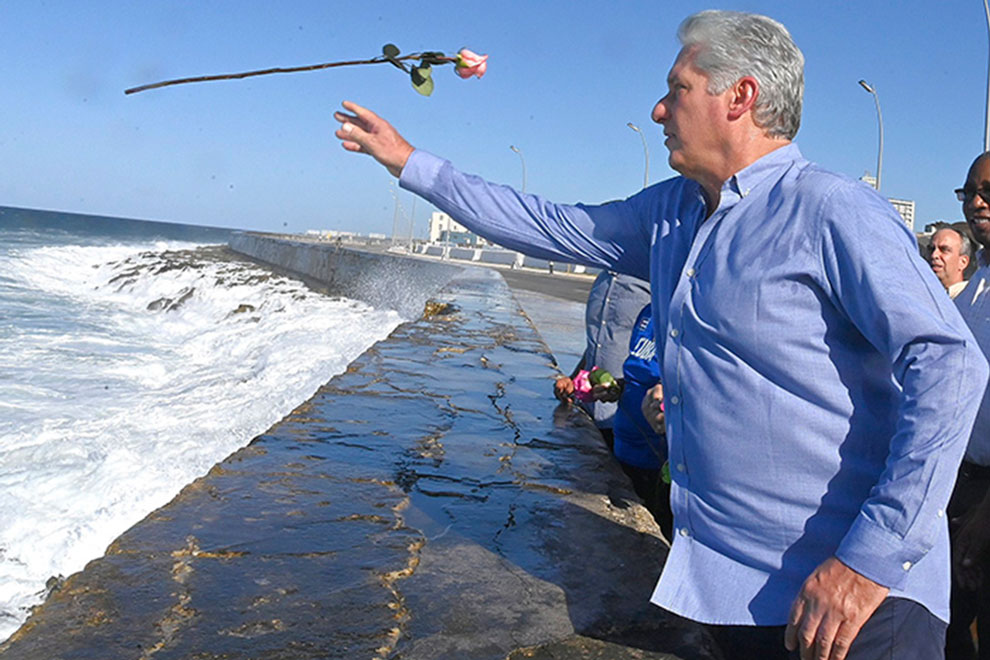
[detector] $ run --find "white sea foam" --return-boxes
[0,241,403,639]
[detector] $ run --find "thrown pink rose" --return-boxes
[573,369,594,403]
[455,48,488,79]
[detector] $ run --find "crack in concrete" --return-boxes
[372,492,426,660]
[136,536,201,659]
[491,502,518,555]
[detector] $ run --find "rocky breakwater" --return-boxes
[0,237,716,659]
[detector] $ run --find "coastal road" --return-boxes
[497,268,595,304]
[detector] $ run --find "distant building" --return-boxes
[889,198,915,229]
[305,229,363,241]
[858,173,914,229]
[428,212,488,246]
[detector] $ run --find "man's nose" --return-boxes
[652,98,668,124]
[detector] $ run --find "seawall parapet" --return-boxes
[0,236,714,659]
[229,232,463,319]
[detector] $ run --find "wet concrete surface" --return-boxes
[0,247,719,659]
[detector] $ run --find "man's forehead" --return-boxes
[933,229,961,246]
[667,47,702,84]
[967,155,990,183]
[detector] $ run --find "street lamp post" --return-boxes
[509,145,527,193]
[858,79,884,193]
[407,196,416,250]
[627,122,650,188]
[389,183,400,245]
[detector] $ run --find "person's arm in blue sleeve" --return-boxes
[400,149,654,278]
[818,183,989,588]
[332,101,654,279]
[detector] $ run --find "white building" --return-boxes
[859,173,915,229]
[427,212,488,246]
[888,198,915,229]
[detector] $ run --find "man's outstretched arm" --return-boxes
[333,101,414,178]
[331,101,672,278]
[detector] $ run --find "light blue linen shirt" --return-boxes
[400,143,988,625]
[955,254,990,465]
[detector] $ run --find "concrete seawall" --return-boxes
[0,236,714,659]
[228,233,465,320]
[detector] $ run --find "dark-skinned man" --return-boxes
[946,154,990,659]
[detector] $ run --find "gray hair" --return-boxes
[678,10,805,140]
[938,226,975,260]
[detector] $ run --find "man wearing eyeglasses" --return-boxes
[947,154,990,659]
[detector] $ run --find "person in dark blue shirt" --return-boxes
[592,304,672,541]
[553,270,650,450]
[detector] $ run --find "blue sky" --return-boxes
[0,1,986,234]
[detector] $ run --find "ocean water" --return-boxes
[0,208,404,641]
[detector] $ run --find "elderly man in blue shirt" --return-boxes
[334,10,987,660]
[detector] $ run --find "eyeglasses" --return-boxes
[956,186,990,204]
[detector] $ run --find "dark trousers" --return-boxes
[617,460,673,541]
[946,463,990,660]
[706,597,945,660]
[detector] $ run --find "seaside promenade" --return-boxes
[0,237,712,660]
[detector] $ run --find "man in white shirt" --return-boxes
[928,226,972,299]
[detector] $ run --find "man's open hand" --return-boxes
[333,101,414,178]
[785,557,888,660]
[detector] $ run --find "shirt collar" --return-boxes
[704,143,802,217]
[722,142,803,200]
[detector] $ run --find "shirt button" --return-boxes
[902,561,912,571]
[676,463,686,472]
[679,527,690,538]
[685,268,696,277]
[669,395,680,405]
[670,329,679,338]
[937,509,945,518]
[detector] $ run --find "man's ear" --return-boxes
[961,254,972,271]
[727,76,759,121]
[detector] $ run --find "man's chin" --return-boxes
[667,153,693,179]
[969,219,990,248]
